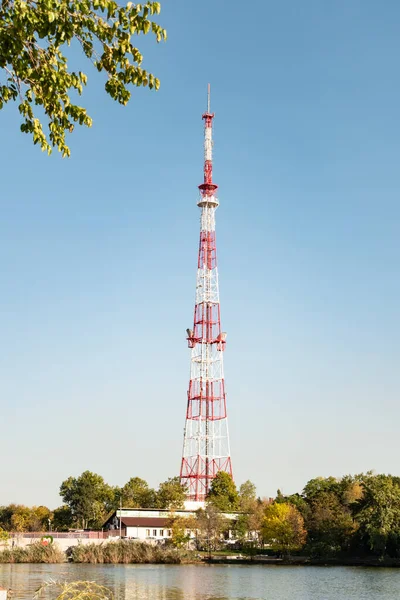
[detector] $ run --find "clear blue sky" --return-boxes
[1,0,400,508]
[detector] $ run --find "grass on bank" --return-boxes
[0,539,198,564]
[70,540,196,564]
[0,542,64,563]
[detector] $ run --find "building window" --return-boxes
[167,530,172,536]
[146,529,150,537]
[159,530,164,536]
[153,530,157,537]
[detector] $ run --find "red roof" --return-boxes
[121,517,170,527]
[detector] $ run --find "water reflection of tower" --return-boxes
[180,86,233,501]
[118,569,189,600]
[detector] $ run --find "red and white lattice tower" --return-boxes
[180,85,233,501]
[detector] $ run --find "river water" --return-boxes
[0,563,399,599]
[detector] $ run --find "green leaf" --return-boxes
[0,0,165,156]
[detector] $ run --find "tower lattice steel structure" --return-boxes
[180,86,233,501]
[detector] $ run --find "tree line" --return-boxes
[3,470,400,559]
[0,472,187,532]
[203,471,400,559]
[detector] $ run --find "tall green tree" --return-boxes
[119,477,155,508]
[303,476,340,501]
[52,505,74,531]
[155,477,187,510]
[306,491,355,557]
[238,480,257,513]
[59,470,115,529]
[0,0,166,156]
[353,474,400,556]
[233,482,265,548]
[207,472,238,512]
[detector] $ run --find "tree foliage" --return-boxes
[261,502,306,555]
[353,474,400,556]
[238,480,257,513]
[0,504,52,532]
[119,477,155,508]
[306,491,356,557]
[276,490,310,520]
[195,504,228,553]
[206,472,238,512]
[8,469,400,561]
[167,514,196,548]
[233,503,265,551]
[52,505,74,531]
[0,0,166,156]
[299,475,365,557]
[155,477,187,510]
[0,527,9,543]
[302,476,341,501]
[234,483,265,547]
[59,470,115,529]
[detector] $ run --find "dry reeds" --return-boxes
[0,539,197,565]
[0,542,65,563]
[70,540,189,564]
[34,580,113,599]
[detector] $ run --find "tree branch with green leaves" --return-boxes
[0,0,166,156]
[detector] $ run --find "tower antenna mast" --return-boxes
[180,85,233,501]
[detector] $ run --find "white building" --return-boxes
[103,507,238,541]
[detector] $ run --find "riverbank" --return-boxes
[2,541,400,568]
[0,541,197,564]
[206,555,400,568]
